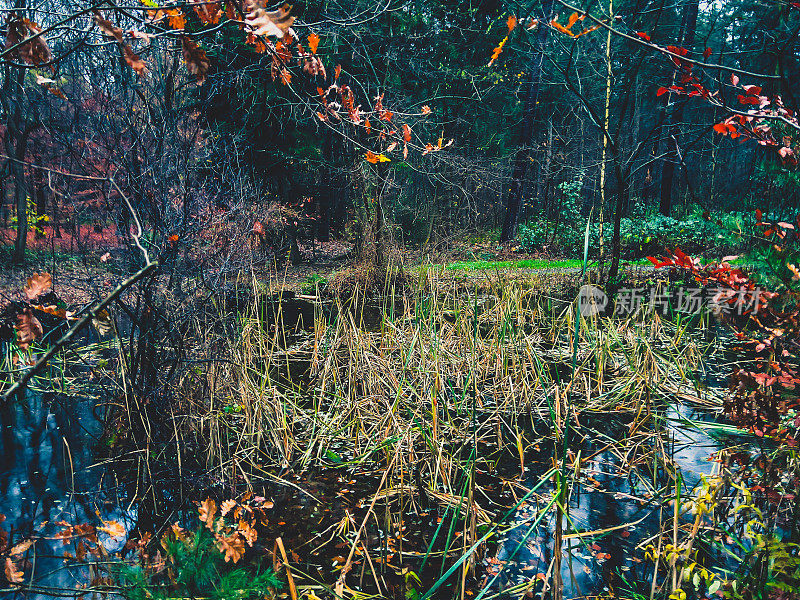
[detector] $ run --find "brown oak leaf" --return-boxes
[244,2,295,39]
[198,499,217,530]
[220,499,237,516]
[215,532,246,563]
[16,308,43,351]
[182,36,209,84]
[4,14,52,66]
[24,272,52,302]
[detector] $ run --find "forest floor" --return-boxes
[0,239,656,307]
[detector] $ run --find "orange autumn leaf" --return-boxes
[420,105,431,114]
[551,20,574,36]
[364,150,390,164]
[4,557,23,584]
[507,15,518,31]
[566,12,581,28]
[166,8,187,29]
[279,67,292,85]
[192,0,222,24]
[488,35,508,66]
[215,532,246,563]
[573,23,602,38]
[198,499,217,530]
[237,520,258,546]
[98,520,125,538]
[403,123,411,143]
[24,272,52,301]
[307,32,320,53]
[220,499,237,516]
[8,540,33,556]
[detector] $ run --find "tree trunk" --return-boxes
[12,159,27,262]
[318,128,333,242]
[658,0,699,216]
[499,0,553,242]
[608,164,630,280]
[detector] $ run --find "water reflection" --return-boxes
[490,403,724,599]
[1,389,133,599]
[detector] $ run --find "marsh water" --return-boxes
[1,298,735,599]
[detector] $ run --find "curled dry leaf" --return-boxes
[192,0,222,24]
[16,308,43,351]
[198,498,217,530]
[303,56,326,78]
[4,557,23,584]
[94,12,147,77]
[35,74,56,86]
[220,499,237,516]
[24,272,52,301]
[237,520,258,546]
[123,45,147,76]
[4,14,52,66]
[244,1,295,39]
[182,36,209,84]
[9,539,33,556]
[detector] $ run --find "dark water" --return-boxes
[1,389,134,599]
[488,403,723,598]
[0,304,731,599]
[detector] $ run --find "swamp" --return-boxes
[1,1,799,600]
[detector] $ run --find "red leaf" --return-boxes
[713,123,729,134]
[730,73,740,86]
[636,31,651,41]
[743,85,761,95]
[755,209,763,222]
[703,47,712,59]
[656,87,668,97]
[403,124,411,143]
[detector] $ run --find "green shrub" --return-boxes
[518,207,756,259]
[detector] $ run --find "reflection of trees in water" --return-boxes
[0,389,113,597]
[487,408,722,599]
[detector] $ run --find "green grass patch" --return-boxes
[442,258,652,271]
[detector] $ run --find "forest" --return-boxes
[1,0,799,599]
